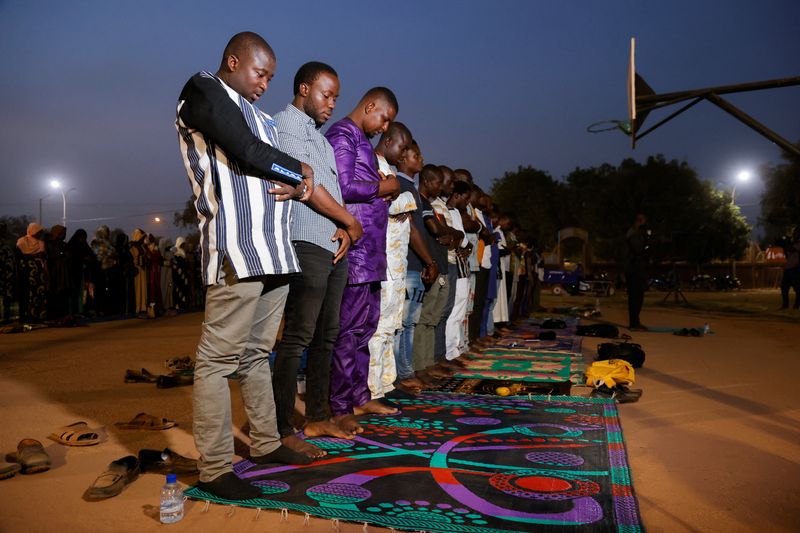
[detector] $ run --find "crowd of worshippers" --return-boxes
[0,222,204,323]
[173,31,553,500]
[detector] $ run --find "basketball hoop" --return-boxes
[586,120,632,134]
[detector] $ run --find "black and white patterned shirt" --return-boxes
[273,103,344,254]
[176,71,304,285]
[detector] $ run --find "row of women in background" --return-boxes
[0,222,204,323]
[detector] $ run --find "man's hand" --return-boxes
[268,179,311,202]
[345,217,363,243]
[436,234,453,247]
[421,261,439,284]
[378,175,400,199]
[331,228,352,264]
[390,213,410,223]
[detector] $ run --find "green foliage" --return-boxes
[174,197,198,229]
[491,155,750,265]
[0,214,36,248]
[489,166,570,249]
[759,144,800,243]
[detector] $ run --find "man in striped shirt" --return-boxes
[176,32,317,501]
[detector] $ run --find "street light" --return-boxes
[731,170,751,205]
[50,179,76,227]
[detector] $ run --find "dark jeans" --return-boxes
[272,242,348,437]
[469,268,490,342]
[780,267,799,308]
[626,270,646,327]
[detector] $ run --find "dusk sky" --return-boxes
[1,1,798,240]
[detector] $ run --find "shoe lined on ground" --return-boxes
[156,373,194,388]
[138,448,198,475]
[49,421,102,446]
[114,412,176,430]
[83,455,140,501]
[9,439,51,474]
[0,461,21,480]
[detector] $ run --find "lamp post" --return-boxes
[50,180,76,228]
[728,170,752,279]
[38,194,51,223]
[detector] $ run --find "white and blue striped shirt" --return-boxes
[176,71,304,285]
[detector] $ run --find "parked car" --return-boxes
[543,268,615,296]
[690,274,741,291]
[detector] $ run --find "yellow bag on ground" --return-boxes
[585,359,635,388]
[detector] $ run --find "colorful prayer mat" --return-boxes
[453,354,572,383]
[186,393,642,532]
[430,377,573,396]
[474,349,585,384]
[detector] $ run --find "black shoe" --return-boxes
[197,472,261,501]
[251,444,312,466]
[138,448,198,475]
[156,374,193,388]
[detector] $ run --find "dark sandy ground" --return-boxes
[0,290,798,532]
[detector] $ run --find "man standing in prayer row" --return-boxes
[272,61,365,459]
[177,31,317,501]
[325,87,400,425]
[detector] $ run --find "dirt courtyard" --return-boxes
[0,290,798,532]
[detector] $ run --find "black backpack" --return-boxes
[597,342,645,368]
[576,324,620,338]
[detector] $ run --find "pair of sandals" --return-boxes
[674,327,703,337]
[49,414,174,446]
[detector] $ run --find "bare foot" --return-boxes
[415,370,439,385]
[396,377,424,394]
[446,356,467,368]
[436,359,461,370]
[280,434,326,459]
[426,365,453,378]
[354,399,398,415]
[332,414,364,437]
[304,419,354,439]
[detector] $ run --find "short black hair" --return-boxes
[420,164,442,184]
[363,86,399,113]
[452,180,471,196]
[221,31,274,68]
[293,61,338,96]
[379,121,412,145]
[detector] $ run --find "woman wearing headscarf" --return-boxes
[159,237,174,312]
[91,225,117,315]
[45,225,70,319]
[145,234,163,317]
[66,228,97,316]
[171,237,190,311]
[129,228,148,316]
[16,222,48,321]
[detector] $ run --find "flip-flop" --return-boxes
[83,455,140,501]
[49,421,102,446]
[9,439,51,474]
[114,412,176,430]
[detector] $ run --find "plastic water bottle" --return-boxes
[160,473,184,524]
[702,323,710,335]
